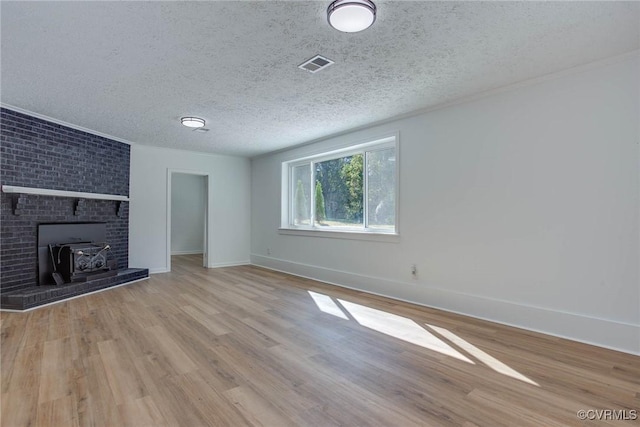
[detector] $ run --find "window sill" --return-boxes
[278,227,400,243]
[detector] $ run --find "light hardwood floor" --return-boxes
[1,255,638,426]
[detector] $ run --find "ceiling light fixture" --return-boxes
[327,0,376,33]
[180,117,205,128]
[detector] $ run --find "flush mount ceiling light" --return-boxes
[180,117,205,128]
[327,0,376,33]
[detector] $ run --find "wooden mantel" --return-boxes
[1,185,129,201]
[1,185,129,216]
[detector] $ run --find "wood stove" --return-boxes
[53,242,115,282]
[38,223,117,285]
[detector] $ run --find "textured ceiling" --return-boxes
[1,1,639,157]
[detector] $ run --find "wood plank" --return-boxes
[1,390,38,427]
[146,325,198,375]
[38,338,71,404]
[117,395,167,427]
[179,305,231,336]
[224,386,299,427]
[97,339,147,405]
[35,395,79,427]
[1,254,638,426]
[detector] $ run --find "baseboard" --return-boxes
[148,261,249,273]
[171,251,203,255]
[250,254,640,356]
[207,261,251,268]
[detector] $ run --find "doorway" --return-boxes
[166,170,210,271]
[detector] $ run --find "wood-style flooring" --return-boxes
[1,254,639,426]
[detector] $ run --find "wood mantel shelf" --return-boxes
[1,185,129,216]
[1,185,129,201]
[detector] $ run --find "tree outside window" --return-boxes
[286,137,397,233]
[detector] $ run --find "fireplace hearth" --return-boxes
[0,221,147,310]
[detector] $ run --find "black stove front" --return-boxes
[54,242,113,282]
[38,223,117,285]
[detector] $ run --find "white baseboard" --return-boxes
[171,250,203,255]
[208,260,251,268]
[250,254,640,356]
[149,261,249,273]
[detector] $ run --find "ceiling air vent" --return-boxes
[193,128,210,133]
[298,55,334,73]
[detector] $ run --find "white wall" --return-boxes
[171,173,206,255]
[251,54,640,354]
[130,145,251,272]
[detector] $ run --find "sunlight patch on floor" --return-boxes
[308,292,472,362]
[337,299,473,363]
[307,291,349,319]
[307,290,540,386]
[426,323,539,386]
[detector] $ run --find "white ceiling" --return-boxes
[2,1,639,157]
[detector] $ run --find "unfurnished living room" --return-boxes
[1,1,639,426]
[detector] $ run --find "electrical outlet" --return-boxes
[411,264,417,278]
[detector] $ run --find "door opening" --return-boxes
[167,170,210,271]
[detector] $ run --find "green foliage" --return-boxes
[315,180,326,223]
[340,154,363,222]
[315,158,348,221]
[295,149,394,228]
[294,179,308,223]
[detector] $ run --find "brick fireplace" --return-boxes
[0,107,148,310]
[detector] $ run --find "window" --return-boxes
[283,135,398,236]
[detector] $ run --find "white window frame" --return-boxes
[280,134,399,242]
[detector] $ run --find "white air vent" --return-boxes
[298,55,334,73]
[193,128,210,133]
